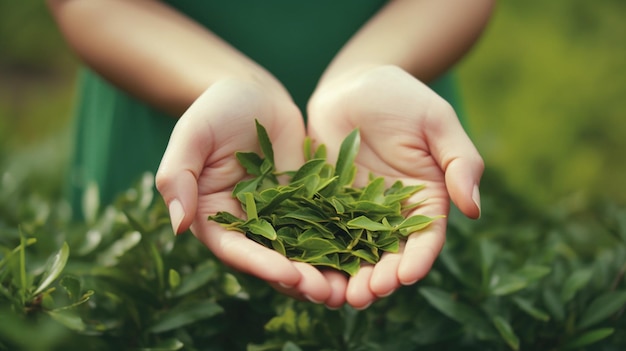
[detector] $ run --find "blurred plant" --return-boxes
[1,170,625,351]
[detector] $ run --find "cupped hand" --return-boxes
[156,79,346,305]
[307,65,484,309]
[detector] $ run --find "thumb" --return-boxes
[156,114,210,234]
[427,104,484,219]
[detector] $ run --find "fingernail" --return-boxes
[472,184,481,219]
[278,282,296,289]
[376,289,394,298]
[304,294,324,304]
[168,199,185,235]
[325,304,341,311]
[354,301,372,311]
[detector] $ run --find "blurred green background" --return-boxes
[1,1,625,208]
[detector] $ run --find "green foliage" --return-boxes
[457,0,626,205]
[2,170,626,350]
[210,122,437,276]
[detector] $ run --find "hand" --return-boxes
[307,65,484,309]
[155,79,345,305]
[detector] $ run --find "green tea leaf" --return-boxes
[236,151,264,176]
[339,257,361,276]
[291,159,327,183]
[245,218,277,241]
[359,177,386,202]
[243,192,258,220]
[347,216,392,232]
[396,215,437,236]
[335,129,360,188]
[233,178,262,197]
[578,290,626,329]
[352,249,379,264]
[384,183,425,205]
[303,137,313,161]
[296,237,344,259]
[208,211,244,226]
[255,119,274,166]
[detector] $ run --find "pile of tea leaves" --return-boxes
[208,121,439,276]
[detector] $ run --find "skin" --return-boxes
[47,0,494,308]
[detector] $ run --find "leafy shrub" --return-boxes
[1,171,625,351]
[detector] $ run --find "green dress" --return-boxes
[68,1,464,215]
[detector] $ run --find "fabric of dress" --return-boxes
[67,0,465,216]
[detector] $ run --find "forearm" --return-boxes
[317,0,495,87]
[47,0,286,116]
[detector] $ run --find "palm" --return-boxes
[158,80,345,303]
[308,66,482,307]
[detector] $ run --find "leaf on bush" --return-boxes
[60,275,81,301]
[490,265,551,296]
[282,341,303,351]
[82,182,100,224]
[148,300,223,333]
[512,297,550,322]
[265,307,298,335]
[578,290,626,329]
[168,269,181,290]
[222,273,242,296]
[563,328,614,350]
[33,242,69,296]
[46,310,86,332]
[561,268,593,302]
[172,261,218,298]
[96,231,141,267]
[543,288,565,322]
[136,338,184,351]
[419,287,485,325]
[492,316,520,351]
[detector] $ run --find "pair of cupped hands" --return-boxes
[155,65,483,310]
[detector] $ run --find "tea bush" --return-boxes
[1,170,625,351]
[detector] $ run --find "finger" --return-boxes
[321,270,348,309]
[397,215,447,285]
[291,262,332,304]
[426,103,484,219]
[156,112,213,234]
[369,247,403,297]
[194,220,302,288]
[346,265,377,309]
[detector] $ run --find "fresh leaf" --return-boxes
[33,242,70,296]
[148,300,224,333]
[563,328,614,350]
[561,268,593,302]
[578,290,626,329]
[492,316,520,351]
[255,119,275,166]
[334,129,360,188]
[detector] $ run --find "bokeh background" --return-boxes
[1,1,625,209]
